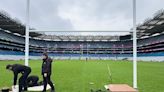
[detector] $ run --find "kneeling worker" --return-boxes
[42,53,55,92]
[6,64,31,92]
[27,75,39,87]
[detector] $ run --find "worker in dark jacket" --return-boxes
[27,75,39,87]
[6,64,31,92]
[42,53,55,92]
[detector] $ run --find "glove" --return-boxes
[44,73,47,77]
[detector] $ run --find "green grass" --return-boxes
[0,60,164,92]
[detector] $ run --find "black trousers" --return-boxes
[19,69,31,92]
[43,74,55,92]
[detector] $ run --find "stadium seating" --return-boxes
[0,50,24,55]
[0,29,164,59]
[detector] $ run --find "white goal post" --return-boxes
[25,0,137,89]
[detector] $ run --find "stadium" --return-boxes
[1,10,164,61]
[0,0,164,92]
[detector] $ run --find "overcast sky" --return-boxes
[0,0,164,36]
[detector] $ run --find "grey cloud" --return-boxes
[29,0,73,30]
[0,0,163,34]
[0,0,73,30]
[57,0,133,30]
[136,0,164,23]
[59,0,133,19]
[0,0,26,23]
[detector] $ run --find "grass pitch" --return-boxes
[0,60,164,92]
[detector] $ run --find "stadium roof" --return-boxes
[0,11,41,37]
[137,9,164,37]
[37,34,119,41]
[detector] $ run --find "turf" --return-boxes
[0,60,164,92]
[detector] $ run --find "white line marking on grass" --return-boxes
[107,64,112,83]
